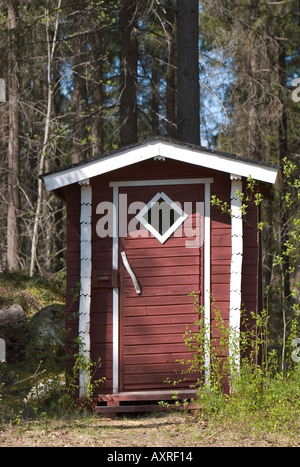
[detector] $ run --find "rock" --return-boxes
[23,378,65,404]
[0,304,27,362]
[0,369,17,387]
[0,303,66,361]
[0,304,26,328]
[29,304,65,354]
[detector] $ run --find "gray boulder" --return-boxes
[0,303,26,328]
[0,304,27,361]
[30,304,65,355]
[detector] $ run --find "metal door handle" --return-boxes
[121,251,141,295]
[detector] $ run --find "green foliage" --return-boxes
[211,175,263,219]
[173,294,300,436]
[0,271,65,316]
[0,345,105,423]
[215,365,300,434]
[169,293,232,392]
[66,338,105,407]
[198,158,300,434]
[0,272,104,423]
[174,156,300,430]
[211,161,300,372]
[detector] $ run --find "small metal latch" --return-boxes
[97,276,110,281]
[94,270,119,288]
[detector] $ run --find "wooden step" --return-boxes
[95,389,200,418]
[94,402,198,415]
[98,389,198,404]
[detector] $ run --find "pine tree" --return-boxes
[177,0,200,145]
[119,0,138,145]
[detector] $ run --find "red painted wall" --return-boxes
[65,183,81,388]
[64,158,262,395]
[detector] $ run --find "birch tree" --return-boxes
[6,0,20,271]
[29,1,62,277]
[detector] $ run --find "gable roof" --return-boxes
[41,137,282,193]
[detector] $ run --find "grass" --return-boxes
[0,407,299,447]
[0,270,65,316]
[0,271,299,447]
[1,363,299,447]
[198,366,300,436]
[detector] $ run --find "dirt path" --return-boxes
[1,413,297,447]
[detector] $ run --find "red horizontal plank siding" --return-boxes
[241,201,260,318]
[90,178,114,391]
[65,184,80,381]
[209,176,231,358]
[62,161,263,396]
[119,182,203,391]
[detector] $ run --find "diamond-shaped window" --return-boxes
[135,192,188,243]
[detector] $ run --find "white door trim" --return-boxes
[111,178,212,394]
[204,182,211,384]
[112,186,119,394]
[109,178,213,188]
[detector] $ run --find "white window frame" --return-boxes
[135,191,188,244]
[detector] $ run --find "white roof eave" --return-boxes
[42,140,281,192]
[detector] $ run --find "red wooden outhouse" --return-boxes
[42,137,281,413]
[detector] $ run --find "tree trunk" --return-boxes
[6,0,20,271]
[119,0,138,146]
[47,40,64,273]
[247,0,262,160]
[72,34,89,163]
[30,2,61,277]
[151,56,159,135]
[91,28,104,155]
[165,2,176,139]
[176,0,200,146]
[277,42,290,302]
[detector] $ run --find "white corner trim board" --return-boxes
[78,179,92,398]
[229,174,243,378]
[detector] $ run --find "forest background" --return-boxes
[0,0,299,364]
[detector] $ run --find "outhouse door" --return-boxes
[111,179,208,393]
